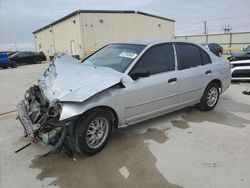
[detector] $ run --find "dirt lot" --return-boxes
[0,63,250,188]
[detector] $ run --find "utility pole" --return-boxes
[204,20,207,35]
[14,42,17,51]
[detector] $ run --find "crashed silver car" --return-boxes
[17,40,231,155]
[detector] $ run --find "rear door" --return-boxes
[175,42,213,106]
[124,43,179,124]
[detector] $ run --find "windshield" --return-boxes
[9,52,20,58]
[244,45,250,52]
[82,44,146,73]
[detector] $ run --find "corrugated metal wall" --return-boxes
[175,32,250,53]
[34,14,82,59]
[81,13,175,55]
[34,12,175,58]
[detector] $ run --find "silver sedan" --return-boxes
[17,40,231,155]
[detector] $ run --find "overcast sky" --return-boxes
[0,0,250,51]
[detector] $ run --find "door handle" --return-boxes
[205,70,212,75]
[168,78,177,83]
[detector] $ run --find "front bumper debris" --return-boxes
[16,85,76,156]
[17,101,36,142]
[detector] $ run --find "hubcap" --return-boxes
[206,87,218,107]
[86,117,109,149]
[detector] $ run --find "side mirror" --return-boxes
[129,69,150,80]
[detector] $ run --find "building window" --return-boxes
[100,19,104,23]
[73,20,76,24]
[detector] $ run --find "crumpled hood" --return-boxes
[38,54,126,102]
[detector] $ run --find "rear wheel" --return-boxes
[197,82,219,111]
[75,108,113,155]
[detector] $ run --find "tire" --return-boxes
[33,58,41,64]
[2,64,8,69]
[10,61,17,68]
[75,108,113,155]
[197,82,220,111]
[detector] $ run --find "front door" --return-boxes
[124,43,179,124]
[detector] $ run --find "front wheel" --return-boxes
[75,108,113,155]
[2,64,8,69]
[197,82,219,111]
[10,61,17,68]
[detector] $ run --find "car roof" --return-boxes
[112,39,200,46]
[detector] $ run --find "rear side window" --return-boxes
[176,43,202,70]
[200,49,211,65]
[132,43,175,75]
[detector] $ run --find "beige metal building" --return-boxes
[175,32,250,53]
[33,10,175,59]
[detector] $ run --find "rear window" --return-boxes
[200,49,212,65]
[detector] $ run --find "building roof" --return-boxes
[33,10,175,34]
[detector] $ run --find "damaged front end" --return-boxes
[16,54,127,155]
[17,85,72,153]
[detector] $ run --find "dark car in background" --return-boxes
[9,51,46,65]
[228,45,250,61]
[201,43,223,57]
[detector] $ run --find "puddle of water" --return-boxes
[171,120,190,129]
[181,98,250,128]
[30,127,182,188]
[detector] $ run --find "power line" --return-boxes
[222,24,232,33]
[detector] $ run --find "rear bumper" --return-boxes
[17,101,37,142]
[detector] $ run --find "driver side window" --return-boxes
[131,43,175,75]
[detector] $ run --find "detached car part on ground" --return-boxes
[17,40,231,155]
[231,59,250,80]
